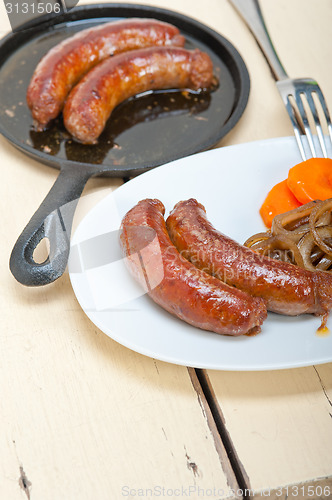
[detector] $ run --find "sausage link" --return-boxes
[166,199,332,316]
[119,199,267,336]
[27,18,185,129]
[63,46,214,144]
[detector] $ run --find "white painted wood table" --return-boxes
[1,1,331,499]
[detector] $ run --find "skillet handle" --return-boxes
[10,165,93,286]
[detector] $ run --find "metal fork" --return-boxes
[229,0,332,160]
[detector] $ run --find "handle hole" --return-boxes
[33,237,50,264]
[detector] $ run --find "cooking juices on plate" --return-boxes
[26,18,215,144]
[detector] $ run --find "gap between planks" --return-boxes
[190,367,332,500]
[188,368,248,499]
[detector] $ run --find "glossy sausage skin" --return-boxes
[63,46,214,144]
[119,199,267,336]
[166,199,332,316]
[27,19,185,129]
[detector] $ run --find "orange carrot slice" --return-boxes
[259,179,302,228]
[287,158,332,204]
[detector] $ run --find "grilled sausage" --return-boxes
[166,199,332,316]
[119,199,267,336]
[27,18,185,129]
[63,46,214,144]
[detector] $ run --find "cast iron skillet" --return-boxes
[0,3,250,286]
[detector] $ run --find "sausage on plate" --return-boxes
[27,18,185,129]
[119,199,267,336]
[63,46,214,144]
[166,198,332,316]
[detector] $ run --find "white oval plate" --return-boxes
[69,136,332,370]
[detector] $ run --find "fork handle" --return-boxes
[229,0,288,81]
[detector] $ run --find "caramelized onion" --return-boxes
[272,200,320,242]
[243,232,271,247]
[309,199,332,258]
[247,234,305,267]
[244,198,332,272]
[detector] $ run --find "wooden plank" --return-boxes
[205,365,332,497]
[0,1,11,34]
[0,281,240,499]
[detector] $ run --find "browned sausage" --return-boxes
[27,19,185,129]
[119,199,267,336]
[63,46,214,144]
[166,199,332,316]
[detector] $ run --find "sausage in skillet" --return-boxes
[63,46,214,144]
[27,18,185,129]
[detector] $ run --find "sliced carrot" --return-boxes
[259,179,302,228]
[287,158,332,204]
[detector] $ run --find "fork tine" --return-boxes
[293,89,317,158]
[277,78,332,160]
[282,93,307,160]
[294,85,332,159]
[300,89,329,157]
[312,86,332,148]
[305,92,327,156]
